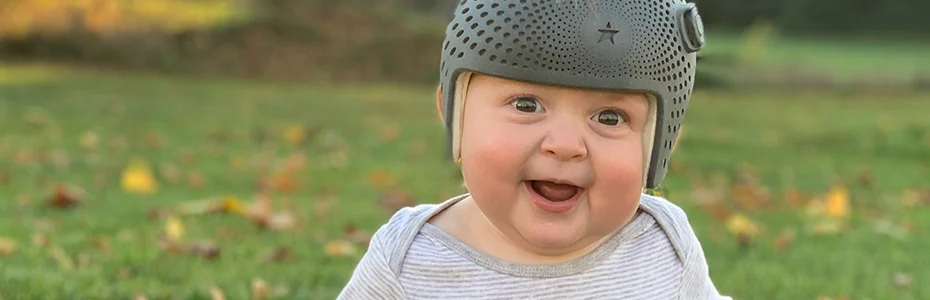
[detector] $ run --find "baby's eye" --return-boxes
[594,109,625,126]
[511,97,542,113]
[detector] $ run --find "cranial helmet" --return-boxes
[439,0,705,189]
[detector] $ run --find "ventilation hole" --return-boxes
[486,19,494,25]
[505,17,512,23]
[512,62,519,67]
[478,49,486,55]
[443,41,450,49]
[501,59,508,64]
[504,32,511,38]
[490,55,497,61]
[461,8,469,14]
[512,24,519,30]
[452,23,459,31]
[449,47,456,56]
[491,3,499,8]
[476,3,484,9]
[508,3,515,8]
[456,30,464,37]
[485,37,493,43]
[470,43,477,49]
[470,23,478,29]
[477,30,485,36]
[457,52,464,58]
[463,37,470,44]
[495,43,503,49]
[506,48,513,54]
[494,26,502,32]
[466,16,473,22]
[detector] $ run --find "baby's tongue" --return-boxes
[531,181,578,202]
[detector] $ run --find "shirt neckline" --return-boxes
[418,195,656,278]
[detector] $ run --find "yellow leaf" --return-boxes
[80,131,99,150]
[165,216,184,243]
[281,124,306,146]
[901,189,920,208]
[324,240,358,258]
[725,213,760,237]
[0,236,17,256]
[251,278,270,300]
[222,196,247,215]
[825,185,849,218]
[368,169,395,188]
[121,157,158,194]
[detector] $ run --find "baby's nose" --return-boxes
[540,125,587,161]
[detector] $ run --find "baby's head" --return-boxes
[435,0,704,256]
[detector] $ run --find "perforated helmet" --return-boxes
[439,0,705,189]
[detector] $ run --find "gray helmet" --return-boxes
[439,0,705,189]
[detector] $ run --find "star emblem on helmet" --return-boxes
[597,22,620,44]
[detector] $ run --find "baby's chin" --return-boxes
[509,201,605,256]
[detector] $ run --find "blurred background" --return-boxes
[0,0,927,299]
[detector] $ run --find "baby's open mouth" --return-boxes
[529,180,580,202]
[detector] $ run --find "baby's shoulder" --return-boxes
[637,193,699,260]
[366,196,463,273]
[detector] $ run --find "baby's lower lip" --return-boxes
[525,181,583,214]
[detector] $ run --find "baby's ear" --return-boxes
[435,84,445,122]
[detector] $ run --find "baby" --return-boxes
[339,0,730,299]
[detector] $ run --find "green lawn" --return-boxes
[0,63,928,299]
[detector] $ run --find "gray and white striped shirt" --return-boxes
[338,194,731,300]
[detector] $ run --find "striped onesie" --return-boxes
[338,194,731,299]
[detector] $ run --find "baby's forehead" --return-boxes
[470,73,650,102]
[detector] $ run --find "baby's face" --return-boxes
[458,73,650,255]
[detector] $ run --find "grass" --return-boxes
[0,62,928,300]
[699,30,930,85]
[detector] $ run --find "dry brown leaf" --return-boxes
[368,169,396,188]
[857,169,874,188]
[264,246,294,263]
[252,278,270,300]
[32,232,49,247]
[324,239,359,258]
[14,149,35,166]
[188,242,221,260]
[377,188,416,214]
[159,163,181,183]
[783,188,807,208]
[47,184,84,209]
[134,293,148,300]
[773,229,795,251]
[344,224,373,247]
[0,237,17,256]
[209,286,225,300]
[379,123,401,142]
[91,236,111,253]
[187,172,206,189]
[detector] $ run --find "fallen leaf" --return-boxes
[264,212,299,231]
[80,131,100,150]
[159,163,181,183]
[91,236,111,253]
[134,293,148,300]
[368,169,396,188]
[50,244,74,270]
[252,278,270,300]
[47,149,70,170]
[379,123,401,141]
[165,216,184,244]
[857,169,874,188]
[873,219,909,240]
[901,189,921,208]
[209,286,225,300]
[32,232,49,247]
[809,219,846,236]
[282,124,307,146]
[188,242,221,260]
[773,229,795,251]
[783,188,807,208]
[729,182,769,211]
[344,224,372,247]
[377,188,415,214]
[145,131,163,149]
[187,172,205,189]
[264,246,293,263]
[324,239,358,258]
[825,184,849,219]
[121,157,158,194]
[893,272,913,289]
[0,237,17,256]
[726,213,761,249]
[14,149,35,166]
[47,184,84,209]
